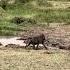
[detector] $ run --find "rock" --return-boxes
[58,43,70,50]
[5,44,24,48]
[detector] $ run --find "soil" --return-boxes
[0,25,70,50]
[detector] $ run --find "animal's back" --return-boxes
[30,33,45,44]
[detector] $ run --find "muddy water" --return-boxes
[0,36,26,46]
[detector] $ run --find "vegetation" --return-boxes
[16,0,33,3]
[0,48,70,70]
[0,0,70,35]
[0,0,9,10]
[34,9,70,23]
[0,1,70,70]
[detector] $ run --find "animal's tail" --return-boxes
[17,37,26,40]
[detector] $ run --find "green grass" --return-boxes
[48,0,70,1]
[34,9,70,23]
[0,0,70,36]
[7,4,70,23]
[6,4,37,17]
[0,20,23,36]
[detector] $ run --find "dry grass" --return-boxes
[0,1,70,69]
[35,1,70,10]
[48,1,70,9]
[0,47,70,70]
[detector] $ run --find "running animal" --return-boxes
[24,33,48,50]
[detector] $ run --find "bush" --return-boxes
[11,17,25,24]
[11,16,37,24]
[0,0,8,10]
[16,0,33,4]
[27,18,37,24]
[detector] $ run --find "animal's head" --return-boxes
[24,37,32,44]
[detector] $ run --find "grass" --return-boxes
[6,3,70,23]
[7,4,70,23]
[0,20,23,36]
[34,9,70,23]
[0,1,70,70]
[0,47,70,70]
[0,0,70,36]
[48,0,70,1]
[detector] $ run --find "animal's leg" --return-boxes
[36,44,39,50]
[43,43,48,50]
[33,44,35,50]
[25,43,30,48]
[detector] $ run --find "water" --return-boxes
[0,36,26,46]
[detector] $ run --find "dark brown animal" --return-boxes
[24,33,48,50]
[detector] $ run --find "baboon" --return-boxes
[24,33,48,50]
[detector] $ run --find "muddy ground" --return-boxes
[0,25,70,70]
[0,25,70,49]
[18,25,70,49]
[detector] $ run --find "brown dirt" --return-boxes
[18,25,70,50]
[0,25,70,70]
[20,25,70,40]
